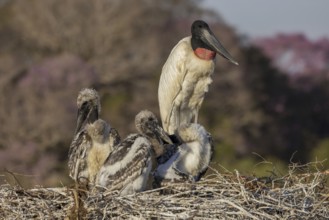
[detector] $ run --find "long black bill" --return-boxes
[154,125,173,145]
[201,29,239,66]
[75,103,99,134]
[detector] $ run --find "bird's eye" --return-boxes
[148,117,154,121]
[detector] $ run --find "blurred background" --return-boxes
[0,0,328,187]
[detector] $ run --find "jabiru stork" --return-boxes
[158,20,238,134]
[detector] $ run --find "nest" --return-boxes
[1,163,328,219]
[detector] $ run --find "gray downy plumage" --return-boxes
[68,88,120,187]
[97,110,173,195]
[154,123,214,186]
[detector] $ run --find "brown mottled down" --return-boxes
[68,88,119,186]
[97,134,153,195]
[97,110,172,195]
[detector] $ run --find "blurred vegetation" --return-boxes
[0,0,327,187]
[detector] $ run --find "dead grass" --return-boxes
[0,162,328,219]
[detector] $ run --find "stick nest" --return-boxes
[1,163,328,219]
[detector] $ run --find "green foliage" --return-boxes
[0,2,12,27]
[0,0,328,186]
[212,142,288,177]
[102,93,130,115]
[310,138,329,168]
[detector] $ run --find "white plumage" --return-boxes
[97,110,172,195]
[85,119,116,185]
[154,123,213,184]
[68,88,120,186]
[97,134,153,195]
[159,36,215,134]
[158,20,238,134]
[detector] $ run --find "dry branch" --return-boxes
[0,163,328,219]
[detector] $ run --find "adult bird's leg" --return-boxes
[193,109,199,123]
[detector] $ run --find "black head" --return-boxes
[191,20,212,50]
[190,20,239,65]
[191,20,210,40]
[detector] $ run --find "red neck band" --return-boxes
[194,48,216,60]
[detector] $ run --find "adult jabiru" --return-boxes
[158,20,238,134]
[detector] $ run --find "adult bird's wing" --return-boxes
[68,129,92,183]
[158,37,191,134]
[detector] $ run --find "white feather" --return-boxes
[120,156,152,195]
[154,123,212,181]
[155,151,181,180]
[97,136,149,185]
[158,37,215,134]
